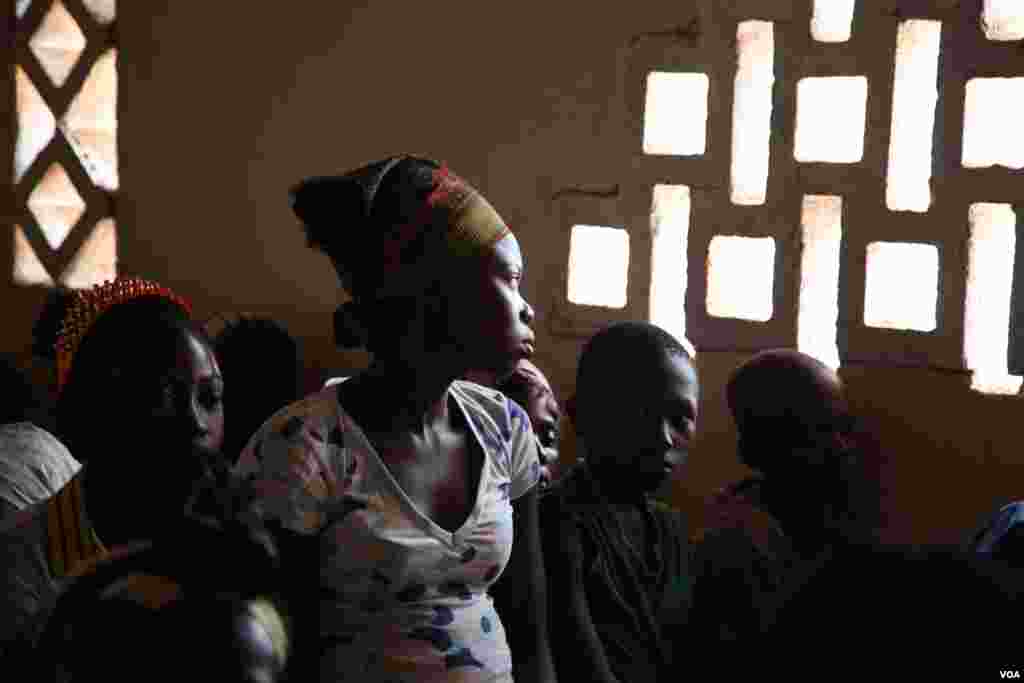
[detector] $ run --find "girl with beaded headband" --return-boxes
[54,278,192,394]
[0,278,228,664]
[234,156,555,683]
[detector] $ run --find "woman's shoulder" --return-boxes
[451,379,508,412]
[256,387,345,441]
[451,380,530,437]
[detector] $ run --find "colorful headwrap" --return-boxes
[293,156,511,302]
[55,278,192,392]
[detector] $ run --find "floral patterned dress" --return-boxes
[234,380,540,682]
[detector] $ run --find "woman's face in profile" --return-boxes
[449,234,536,381]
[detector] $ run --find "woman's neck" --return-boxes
[355,355,463,434]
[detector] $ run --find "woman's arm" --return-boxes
[494,486,556,683]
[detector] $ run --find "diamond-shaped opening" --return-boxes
[642,72,709,156]
[13,225,55,287]
[706,236,775,322]
[15,66,56,183]
[982,0,1024,41]
[811,0,856,42]
[965,203,1022,395]
[864,242,938,332]
[27,163,87,250]
[28,1,87,87]
[794,76,868,163]
[60,218,116,289]
[567,225,630,309]
[962,78,1024,170]
[649,185,690,343]
[61,48,118,191]
[886,20,941,213]
[797,195,843,370]
[731,20,774,206]
[81,0,116,25]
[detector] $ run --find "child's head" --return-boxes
[726,349,852,477]
[497,359,561,467]
[571,322,698,494]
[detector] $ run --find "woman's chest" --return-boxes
[374,432,484,535]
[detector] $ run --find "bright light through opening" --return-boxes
[649,185,690,344]
[794,76,868,163]
[965,203,1022,395]
[798,195,843,370]
[567,224,630,309]
[731,21,774,206]
[642,72,710,156]
[811,0,856,42]
[962,78,1024,170]
[864,242,938,332]
[706,236,775,322]
[982,0,1024,41]
[886,20,941,213]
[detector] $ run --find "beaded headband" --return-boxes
[55,278,193,392]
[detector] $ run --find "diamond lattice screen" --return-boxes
[13,0,117,289]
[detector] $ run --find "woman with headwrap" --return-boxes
[234,156,553,683]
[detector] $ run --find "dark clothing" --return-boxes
[539,465,691,683]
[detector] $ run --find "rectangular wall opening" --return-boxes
[731,21,774,206]
[982,0,1024,41]
[864,241,939,332]
[886,20,941,213]
[567,224,630,309]
[706,235,775,322]
[962,78,1024,170]
[642,72,710,156]
[798,195,843,369]
[811,0,856,42]
[649,185,690,344]
[794,76,868,163]
[965,203,1022,394]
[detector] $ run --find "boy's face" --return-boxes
[588,351,699,493]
